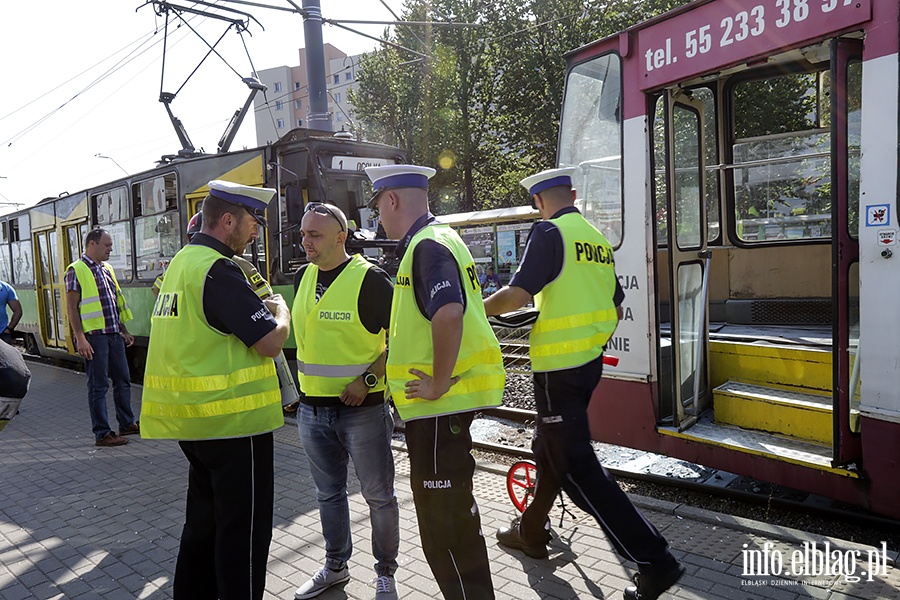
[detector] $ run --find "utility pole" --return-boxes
[301,0,332,131]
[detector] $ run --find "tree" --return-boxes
[353,0,689,212]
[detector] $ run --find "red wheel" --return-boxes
[506,460,538,512]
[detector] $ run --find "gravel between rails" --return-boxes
[482,372,900,552]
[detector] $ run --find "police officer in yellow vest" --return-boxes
[484,168,684,600]
[64,228,139,447]
[290,202,400,600]
[142,180,291,600]
[366,165,505,600]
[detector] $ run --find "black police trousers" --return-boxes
[174,433,274,600]
[520,355,677,574]
[406,412,495,600]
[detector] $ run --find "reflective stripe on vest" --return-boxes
[68,259,133,333]
[292,255,386,397]
[141,244,282,440]
[387,224,505,421]
[530,212,619,372]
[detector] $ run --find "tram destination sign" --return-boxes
[637,0,872,90]
[331,156,396,171]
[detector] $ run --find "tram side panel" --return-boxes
[855,10,900,519]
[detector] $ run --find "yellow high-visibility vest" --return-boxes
[292,255,387,397]
[141,244,282,440]
[388,223,505,421]
[530,212,619,372]
[68,259,133,333]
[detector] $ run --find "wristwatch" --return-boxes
[363,371,378,388]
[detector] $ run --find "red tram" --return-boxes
[556,0,900,518]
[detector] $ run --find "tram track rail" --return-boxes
[444,405,900,537]
[469,437,900,534]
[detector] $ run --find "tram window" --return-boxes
[673,104,703,249]
[11,241,33,285]
[48,231,59,284]
[1,220,6,243]
[558,53,623,247]
[847,60,862,241]
[697,88,720,243]
[0,244,10,282]
[66,227,80,267]
[37,234,52,286]
[653,87,720,246]
[732,71,832,242]
[133,174,177,217]
[135,212,181,282]
[94,187,128,224]
[654,98,667,242]
[103,221,133,283]
[8,214,29,243]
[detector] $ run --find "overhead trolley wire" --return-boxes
[1,7,211,149]
[157,3,249,96]
[0,30,155,126]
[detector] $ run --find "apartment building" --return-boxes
[252,44,364,145]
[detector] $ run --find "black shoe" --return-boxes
[495,517,549,559]
[623,563,685,600]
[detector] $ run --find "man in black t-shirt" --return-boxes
[289,203,400,600]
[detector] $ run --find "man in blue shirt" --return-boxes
[0,279,22,345]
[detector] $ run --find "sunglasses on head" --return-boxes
[304,202,344,232]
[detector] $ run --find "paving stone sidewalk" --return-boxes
[0,362,897,600]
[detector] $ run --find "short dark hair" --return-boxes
[202,193,244,227]
[538,185,573,203]
[85,228,108,246]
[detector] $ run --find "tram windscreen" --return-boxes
[559,53,623,246]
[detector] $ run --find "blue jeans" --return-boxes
[297,403,399,577]
[85,333,135,441]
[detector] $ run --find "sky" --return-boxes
[0,0,403,215]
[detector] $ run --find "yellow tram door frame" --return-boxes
[31,193,89,355]
[59,219,89,354]
[32,227,63,351]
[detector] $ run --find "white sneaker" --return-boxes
[294,565,350,599]
[374,574,398,600]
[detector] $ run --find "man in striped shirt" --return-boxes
[65,228,138,447]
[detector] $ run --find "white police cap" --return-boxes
[520,167,578,196]
[207,180,276,227]
[365,164,436,208]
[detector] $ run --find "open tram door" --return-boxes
[661,90,710,430]
[31,194,89,356]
